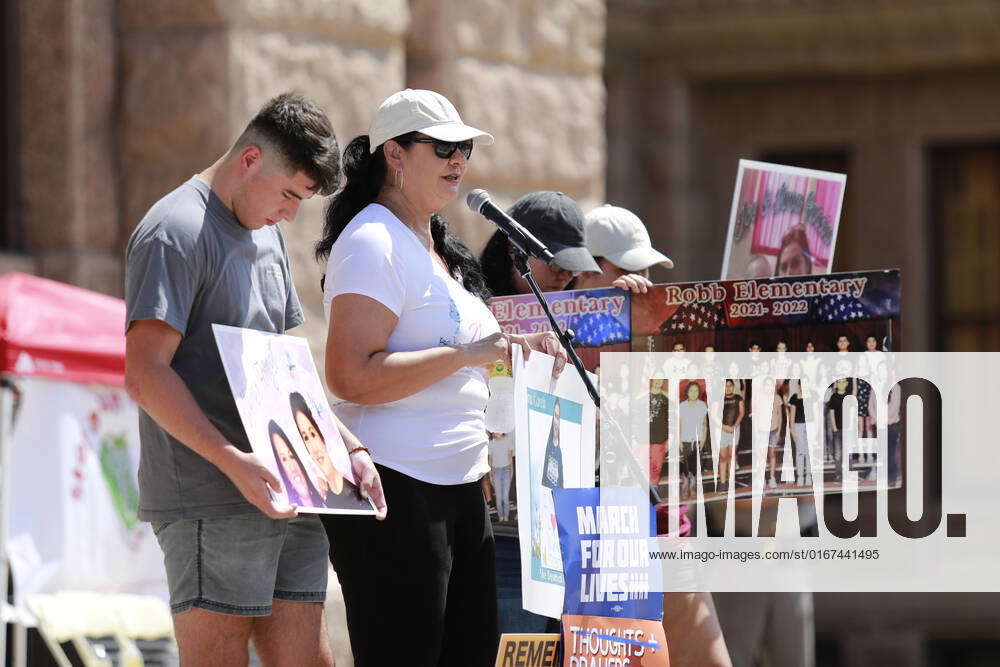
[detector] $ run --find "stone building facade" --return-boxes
[2,2,605,664]
[4,1,1000,665]
[2,0,606,364]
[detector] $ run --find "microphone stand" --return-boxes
[512,250,661,506]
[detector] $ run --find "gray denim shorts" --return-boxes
[152,513,329,616]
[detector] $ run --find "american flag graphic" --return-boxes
[659,302,727,333]
[816,293,872,322]
[568,312,629,347]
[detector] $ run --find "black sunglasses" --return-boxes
[410,137,474,160]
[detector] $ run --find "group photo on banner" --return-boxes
[490,268,900,507]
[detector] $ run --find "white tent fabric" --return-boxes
[4,376,166,616]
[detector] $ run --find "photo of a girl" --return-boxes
[289,391,367,510]
[541,399,564,490]
[290,392,343,493]
[268,419,325,507]
[532,396,568,579]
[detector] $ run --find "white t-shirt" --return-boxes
[489,433,514,469]
[679,399,708,443]
[324,203,500,485]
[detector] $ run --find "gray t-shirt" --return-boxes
[125,176,303,521]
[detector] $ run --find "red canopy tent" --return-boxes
[0,273,126,386]
[0,275,142,667]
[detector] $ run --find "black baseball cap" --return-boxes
[506,191,602,273]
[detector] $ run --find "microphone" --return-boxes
[467,189,555,265]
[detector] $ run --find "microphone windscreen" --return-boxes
[466,189,490,213]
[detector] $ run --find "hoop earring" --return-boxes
[394,169,404,190]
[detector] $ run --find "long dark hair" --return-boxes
[316,133,491,302]
[479,230,516,297]
[480,228,580,296]
[267,419,324,507]
[289,391,322,442]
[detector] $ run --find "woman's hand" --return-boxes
[523,331,568,378]
[464,332,518,367]
[466,331,568,378]
[350,450,387,520]
[611,273,653,294]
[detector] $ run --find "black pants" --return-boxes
[322,464,499,666]
[681,441,699,478]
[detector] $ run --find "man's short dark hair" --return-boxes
[237,92,341,196]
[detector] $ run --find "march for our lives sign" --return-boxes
[553,486,663,621]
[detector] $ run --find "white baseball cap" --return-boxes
[368,89,495,153]
[584,204,674,270]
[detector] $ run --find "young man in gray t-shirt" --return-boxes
[124,93,385,665]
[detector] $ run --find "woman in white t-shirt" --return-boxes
[314,89,564,666]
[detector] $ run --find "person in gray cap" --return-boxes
[479,190,602,296]
[574,203,674,294]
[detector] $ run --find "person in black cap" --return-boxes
[480,190,602,296]
[479,190,599,637]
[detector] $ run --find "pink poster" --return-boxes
[721,160,846,280]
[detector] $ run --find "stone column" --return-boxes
[852,138,931,350]
[16,0,120,293]
[638,73,700,285]
[606,5,701,284]
[407,0,608,254]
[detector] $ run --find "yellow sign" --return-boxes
[495,633,560,667]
